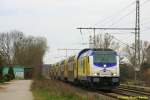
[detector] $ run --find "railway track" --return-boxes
[96,88,149,100]
[117,87,150,96]
[96,90,130,100]
[120,84,150,93]
[92,85,150,100]
[97,86,150,100]
[57,80,150,99]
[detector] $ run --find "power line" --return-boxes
[77,27,135,30]
[111,34,134,49]
[57,48,81,58]
[141,20,150,26]
[94,0,135,27]
[92,0,149,28]
[77,27,135,48]
[109,10,135,27]
[106,32,134,48]
[108,0,149,27]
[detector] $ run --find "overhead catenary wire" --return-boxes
[78,0,149,50]
[94,0,135,27]
[141,20,150,26]
[93,32,135,49]
[108,0,150,27]
[93,0,150,28]
[109,9,135,27]
[110,34,135,49]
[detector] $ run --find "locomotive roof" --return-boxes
[77,48,115,59]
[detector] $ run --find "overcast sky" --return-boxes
[0,0,150,64]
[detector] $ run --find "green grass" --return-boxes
[31,79,116,100]
[33,89,81,100]
[31,79,87,100]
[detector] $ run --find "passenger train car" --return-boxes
[49,48,120,90]
[59,60,67,80]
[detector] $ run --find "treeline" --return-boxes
[0,30,47,81]
[121,41,150,85]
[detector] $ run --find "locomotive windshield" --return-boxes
[93,52,117,64]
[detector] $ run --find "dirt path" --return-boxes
[0,80,33,100]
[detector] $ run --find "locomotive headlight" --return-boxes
[93,73,100,76]
[113,73,117,76]
[104,64,106,68]
[93,73,97,76]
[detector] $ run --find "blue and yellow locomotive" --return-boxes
[50,48,120,90]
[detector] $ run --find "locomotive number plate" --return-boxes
[100,71,111,76]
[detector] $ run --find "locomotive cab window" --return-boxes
[93,52,117,64]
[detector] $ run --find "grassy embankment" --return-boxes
[31,79,113,100]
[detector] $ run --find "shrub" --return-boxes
[0,67,3,81]
[120,64,134,82]
[8,67,15,80]
[1,74,11,82]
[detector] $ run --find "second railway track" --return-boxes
[93,85,150,100]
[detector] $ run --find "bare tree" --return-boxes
[13,36,47,65]
[124,41,150,68]
[0,30,23,65]
[13,36,48,78]
[124,43,135,66]
[0,30,48,79]
[94,33,120,50]
[146,44,150,65]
